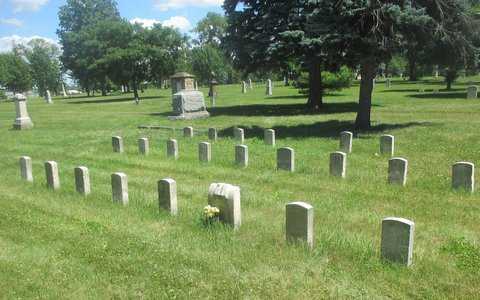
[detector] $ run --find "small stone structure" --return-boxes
[380,135,395,156]
[452,162,475,193]
[235,145,248,168]
[20,156,33,182]
[138,138,149,155]
[264,129,275,146]
[208,183,241,230]
[388,158,408,186]
[45,161,60,190]
[277,147,295,172]
[74,166,91,196]
[467,86,478,99]
[234,128,245,144]
[286,202,314,248]
[208,128,218,141]
[167,139,179,159]
[381,217,415,266]
[112,136,124,153]
[45,90,53,104]
[266,79,272,96]
[330,152,347,178]
[158,178,177,216]
[339,131,353,153]
[112,172,128,205]
[13,94,34,130]
[199,142,211,162]
[169,72,209,120]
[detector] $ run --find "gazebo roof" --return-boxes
[171,72,195,79]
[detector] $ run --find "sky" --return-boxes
[0,0,224,52]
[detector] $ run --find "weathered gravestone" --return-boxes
[199,142,211,162]
[208,79,218,107]
[208,183,241,230]
[112,136,124,153]
[111,172,128,205]
[330,152,347,178]
[452,162,475,193]
[183,126,194,138]
[45,161,60,190]
[266,79,273,96]
[380,135,395,156]
[169,72,209,120]
[388,158,408,186]
[19,156,33,182]
[339,131,353,153]
[467,86,478,99]
[234,127,245,144]
[158,178,177,216]
[45,90,53,104]
[242,81,247,94]
[264,129,275,146]
[235,145,248,168]
[13,94,34,130]
[286,202,314,249]
[74,166,91,196]
[167,139,179,160]
[138,138,149,155]
[277,147,295,172]
[208,128,218,141]
[386,78,391,88]
[381,217,415,266]
[248,78,253,89]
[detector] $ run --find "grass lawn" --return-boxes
[0,78,479,299]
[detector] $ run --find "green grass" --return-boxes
[0,78,479,298]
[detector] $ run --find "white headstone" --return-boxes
[330,152,347,178]
[467,86,478,99]
[264,129,275,146]
[452,162,475,193]
[266,79,272,96]
[183,126,194,138]
[111,172,128,205]
[234,127,245,144]
[199,142,211,162]
[381,217,415,266]
[45,161,60,190]
[242,81,247,94]
[235,145,248,168]
[62,83,67,97]
[208,183,241,230]
[248,78,253,89]
[158,178,177,216]
[339,131,353,153]
[74,166,91,196]
[380,135,395,156]
[286,202,314,249]
[208,128,218,141]
[112,136,124,153]
[20,156,33,182]
[138,138,149,155]
[167,139,179,160]
[388,158,408,186]
[277,147,295,172]
[45,90,53,104]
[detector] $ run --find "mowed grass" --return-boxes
[0,78,479,299]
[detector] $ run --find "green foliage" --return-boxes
[389,55,408,77]
[192,12,227,47]
[191,45,233,85]
[442,238,480,271]
[295,66,353,94]
[0,52,32,93]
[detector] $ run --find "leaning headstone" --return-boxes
[111,172,128,205]
[112,136,124,153]
[45,161,60,190]
[286,202,314,249]
[138,137,149,155]
[388,158,408,186]
[199,142,211,162]
[242,81,247,94]
[169,72,209,120]
[74,166,91,196]
[19,156,33,182]
[234,127,245,144]
[452,162,475,193]
[235,145,248,168]
[13,94,34,130]
[380,135,395,156]
[45,90,53,104]
[208,128,218,141]
[381,217,415,266]
[158,178,177,216]
[277,147,295,172]
[467,86,478,99]
[167,139,179,160]
[330,152,347,178]
[264,129,275,146]
[208,183,241,230]
[339,131,353,153]
[183,126,193,138]
[266,79,273,96]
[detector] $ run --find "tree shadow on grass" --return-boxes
[67,96,165,104]
[408,92,466,99]
[207,102,380,117]
[219,120,435,139]
[381,87,465,94]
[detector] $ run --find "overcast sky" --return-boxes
[0,0,224,52]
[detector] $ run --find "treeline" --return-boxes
[223,1,480,129]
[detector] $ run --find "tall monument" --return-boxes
[169,72,209,120]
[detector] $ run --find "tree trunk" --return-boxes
[307,58,323,111]
[408,57,417,81]
[445,68,456,91]
[133,79,140,104]
[355,59,377,130]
